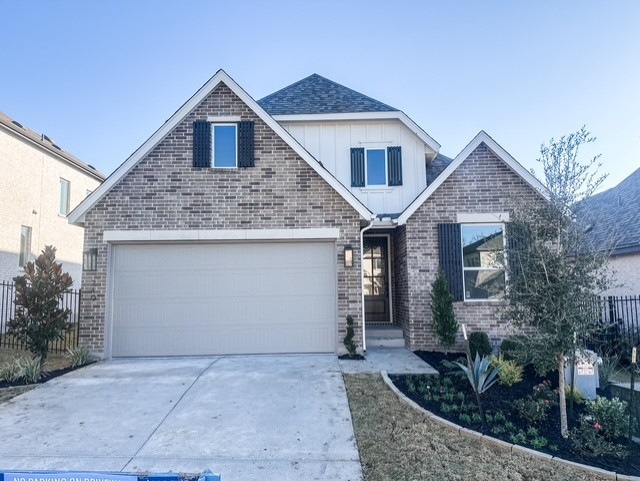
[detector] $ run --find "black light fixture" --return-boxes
[344,245,354,268]
[83,248,98,271]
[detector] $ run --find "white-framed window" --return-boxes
[19,226,31,267]
[212,124,238,168]
[59,178,70,215]
[366,148,387,186]
[461,223,506,300]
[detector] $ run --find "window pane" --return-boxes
[462,224,504,268]
[464,269,505,300]
[363,258,373,277]
[366,149,386,186]
[19,226,31,267]
[214,125,237,167]
[363,278,374,296]
[59,179,70,215]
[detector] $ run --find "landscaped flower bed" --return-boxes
[390,351,640,476]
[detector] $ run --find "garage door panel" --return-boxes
[111,242,336,356]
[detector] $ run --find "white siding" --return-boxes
[282,119,429,214]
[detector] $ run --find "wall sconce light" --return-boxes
[83,248,98,271]
[344,245,354,268]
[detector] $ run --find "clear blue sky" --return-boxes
[2,0,639,191]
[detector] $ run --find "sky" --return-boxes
[2,0,639,192]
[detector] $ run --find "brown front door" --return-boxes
[364,236,390,323]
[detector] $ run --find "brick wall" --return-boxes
[402,142,545,351]
[80,82,363,357]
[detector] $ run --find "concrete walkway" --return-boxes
[0,355,361,481]
[339,347,438,375]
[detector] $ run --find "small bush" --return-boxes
[67,346,91,368]
[564,386,585,406]
[588,396,630,441]
[598,354,620,389]
[430,271,458,351]
[0,357,24,383]
[532,380,558,406]
[468,331,492,358]
[343,315,357,356]
[490,354,523,387]
[570,416,629,459]
[0,356,42,384]
[499,335,530,363]
[514,397,550,425]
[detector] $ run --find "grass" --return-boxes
[344,373,612,481]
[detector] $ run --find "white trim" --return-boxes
[68,69,374,225]
[212,123,238,168]
[273,111,441,153]
[102,228,341,243]
[457,212,510,223]
[207,115,241,122]
[397,131,550,225]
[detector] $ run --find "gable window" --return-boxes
[19,226,31,267]
[193,120,254,168]
[351,146,402,187]
[59,178,70,215]
[213,124,237,168]
[438,222,506,302]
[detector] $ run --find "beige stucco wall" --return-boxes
[0,125,102,286]
[602,253,640,296]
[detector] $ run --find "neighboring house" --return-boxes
[580,167,640,296]
[0,112,105,286]
[69,70,548,359]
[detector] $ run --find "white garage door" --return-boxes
[110,242,336,357]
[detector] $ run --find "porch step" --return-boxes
[365,326,406,348]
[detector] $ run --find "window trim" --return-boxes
[460,222,506,302]
[59,178,70,216]
[19,225,31,268]
[212,123,238,169]
[365,147,387,187]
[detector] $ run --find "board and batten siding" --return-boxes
[282,120,429,214]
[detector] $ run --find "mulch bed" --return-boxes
[390,350,640,476]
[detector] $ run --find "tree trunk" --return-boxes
[558,357,568,437]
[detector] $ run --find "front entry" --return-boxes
[363,236,390,324]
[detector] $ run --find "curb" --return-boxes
[380,371,636,481]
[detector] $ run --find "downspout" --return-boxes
[360,217,376,352]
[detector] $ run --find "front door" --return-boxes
[363,236,390,323]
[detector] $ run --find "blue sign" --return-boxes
[3,474,137,481]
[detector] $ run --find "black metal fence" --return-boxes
[0,280,80,353]
[582,295,640,356]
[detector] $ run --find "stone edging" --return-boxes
[380,371,639,481]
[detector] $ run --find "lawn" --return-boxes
[344,373,612,481]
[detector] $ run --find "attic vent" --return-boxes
[88,164,97,170]
[11,120,24,128]
[52,143,62,150]
[42,134,54,143]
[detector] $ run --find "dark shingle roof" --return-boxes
[426,153,454,185]
[0,111,105,181]
[579,167,640,255]
[258,74,398,115]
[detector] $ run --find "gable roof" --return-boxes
[396,131,550,225]
[579,167,640,255]
[68,70,374,225]
[0,111,105,181]
[258,74,398,115]
[426,153,454,185]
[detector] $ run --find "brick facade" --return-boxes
[79,83,363,357]
[394,143,546,351]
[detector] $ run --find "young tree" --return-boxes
[430,270,458,353]
[504,127,612,437]
[9,245,73,364]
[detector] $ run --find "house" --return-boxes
[580,167,640,296]
[0,112,105,285]
[69,70,548,358]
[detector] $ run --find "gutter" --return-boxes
[360,217,376,352]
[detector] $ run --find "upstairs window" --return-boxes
[351,146,402,187]
[59,178,70,215]
[212,124,237,168]
[19,226,31,267]
[366,149,386,186]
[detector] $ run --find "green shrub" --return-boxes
[468,331,492,358]
[0,357,24,383]
[490,354,523,387]
[564,386,585,406]
[588,396,630,441]
[570,416,628,459]
[67,346,91,368]
[0,356,42,384]
[343,315,357,356]
[598,354,620,390]
[430,271,458,351]
[499,335,530,363]
[514,397,550,425]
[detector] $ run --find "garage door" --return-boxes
[110,242,336,357]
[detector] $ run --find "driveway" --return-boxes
[0,355,361,481]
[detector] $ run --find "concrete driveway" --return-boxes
[0,355,361,481]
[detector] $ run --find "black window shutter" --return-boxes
[387,146,403,186]
[192,121,211,168]
[350,147,365,187]
[238,121,255,168]
[438,223,464,301]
